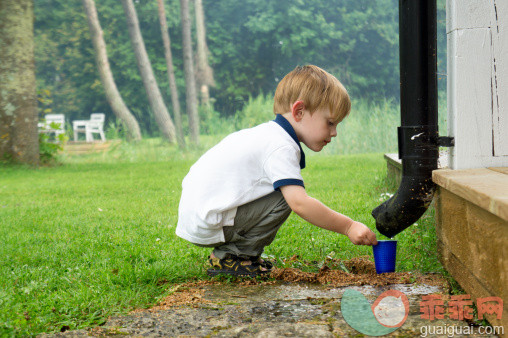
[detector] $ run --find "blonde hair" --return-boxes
[273,65,351,121]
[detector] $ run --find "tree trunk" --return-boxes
[121,0,176,143]
[157,0,185,147]
[0,0,39,165]
[194,0,214,109]
[180,0,200,144]
[82,0,142,142]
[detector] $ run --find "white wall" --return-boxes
[447,0,508,169]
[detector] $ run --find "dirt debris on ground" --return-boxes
[147,255,449,312]
[273,255,448,287]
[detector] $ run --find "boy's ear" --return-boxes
[291,101,305,121]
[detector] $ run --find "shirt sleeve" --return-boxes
[264,145,305,191]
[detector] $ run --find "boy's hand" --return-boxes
[346,221,378,246]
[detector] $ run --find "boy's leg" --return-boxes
[212,191,291,260]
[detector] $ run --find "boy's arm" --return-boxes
[280,185,378,246]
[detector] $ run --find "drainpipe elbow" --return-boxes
[372,174,435,238]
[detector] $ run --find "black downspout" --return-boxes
[372,0,442,238]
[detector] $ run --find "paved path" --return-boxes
[42,282,498,337]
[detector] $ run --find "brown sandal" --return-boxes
[250,256,274,269]
[207,254,271,277]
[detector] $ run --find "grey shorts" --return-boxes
[197,191,291,259]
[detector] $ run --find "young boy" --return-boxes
[176,65,378,277]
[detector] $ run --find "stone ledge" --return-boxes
[432,167,508,222]
[384,153,402,169]
[433,167,508,330]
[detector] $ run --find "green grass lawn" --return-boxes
[0,144,442,336]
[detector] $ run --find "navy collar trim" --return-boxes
[273,114,306,169]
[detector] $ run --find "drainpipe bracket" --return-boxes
[437,136,454,147]
[397,126,439,160]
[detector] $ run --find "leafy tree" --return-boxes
[157,0,185,147]
[180,0,200,144]
[35,1,100,123]
[121,0,177,143]
[0,0,39,165]
[34,0,184,135]
[33,0,447,133]
[195,0,215,109]
[205,0,401,114]
[82,0,142,141]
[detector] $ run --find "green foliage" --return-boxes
[35,0,98,124]
[328,98,400,155]
[38,133,60,164]
[322,91,447,155]
[37,88,53,115]
[34,0,447,136]
[197,105,235,136]
[194,92,447,157]
[206,0,403,113]
[234,94,274,130]
[227,93,447,156]
[38,125,68,165]
[104,120,128,141]
[0,150,443,336]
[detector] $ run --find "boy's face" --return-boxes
[296,107,339,152]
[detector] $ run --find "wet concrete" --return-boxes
[42,282,500,337]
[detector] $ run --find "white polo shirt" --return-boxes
[176,114,306,245]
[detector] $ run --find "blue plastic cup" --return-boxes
[373,240,397,273]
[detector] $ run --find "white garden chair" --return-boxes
[73,113,106,142]
[38,114,66,138]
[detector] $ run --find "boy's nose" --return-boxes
[331,128,338,137]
